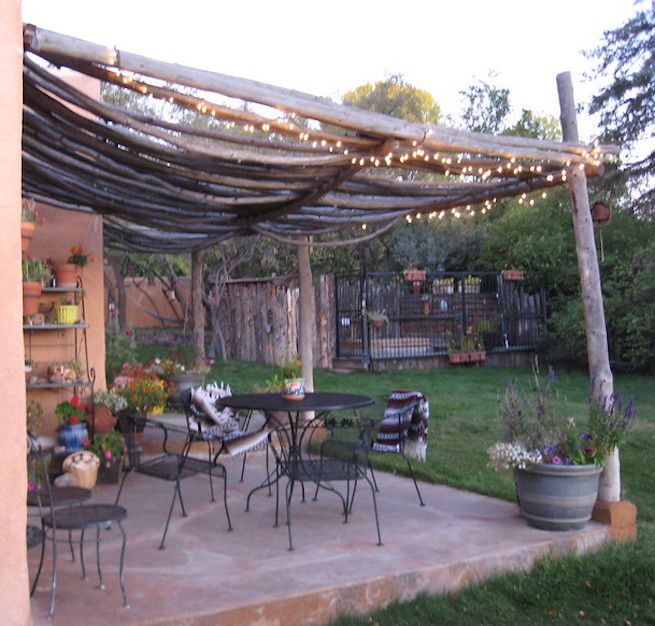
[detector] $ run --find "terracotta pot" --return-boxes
[22,281,42,316]
[371,319,386,330]
[94,405,117,434]
[54,263,77,288]
[422,300,430,316]
[410,281,423,294]
[591,201,611,227]
[21,221,36,254]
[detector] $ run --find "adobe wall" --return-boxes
[0,1,31,623]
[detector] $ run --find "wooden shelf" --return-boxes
[23,323,87,331]
[42,286,83,293]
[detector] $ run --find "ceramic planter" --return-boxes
[22,281,42,316]
[54,263,77,288]
[282,377,305,401]
[93,405,117,434]
[515,463,602,531]
[56,304,79,324]
[58,422,89,452]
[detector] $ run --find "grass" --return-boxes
[136,346,655,624]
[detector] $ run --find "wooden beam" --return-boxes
[557,71,618,502]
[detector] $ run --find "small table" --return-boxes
[221,392,375,509]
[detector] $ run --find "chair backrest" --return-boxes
[321,416,375,467]
[373,390,429,455]
[26,436,56,523]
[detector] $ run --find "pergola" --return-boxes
[20,25,618,501]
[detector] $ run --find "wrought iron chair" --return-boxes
[370,390,429,506]
[272,416,382,551]
[28,440,128,618]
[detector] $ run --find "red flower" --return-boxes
[69,416,79,425]
[70,395,80,408]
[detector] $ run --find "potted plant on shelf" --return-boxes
[279,356,304,401]
[55,396,89,452]
[462,275,482,294]
[367,310,388,330]
[447,331,486,364]
[432,276,454,295]
[403,266,426,294]
[55,292,82,325]
[21,199,39,254]
[90,430,126,484]
[48,358,81,384]
[54,244,93,287]
[488,365,635,531]
[22,258,51,317]
[93,389,128,434]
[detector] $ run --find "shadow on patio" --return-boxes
[29,421,611,626]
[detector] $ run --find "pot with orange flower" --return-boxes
[55,396,89,452]
[54,245,93,287]
[279,356,304,401]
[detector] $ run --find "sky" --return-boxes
[22,0,639,140]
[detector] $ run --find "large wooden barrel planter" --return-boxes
[516,463,602,531]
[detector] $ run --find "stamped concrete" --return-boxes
[29,427,611,625]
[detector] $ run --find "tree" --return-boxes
[505,109,561,141]
[459,76,510,134]
[343,74,441,124]
[587,3,655,215]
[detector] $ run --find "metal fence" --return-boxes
[335,271,547,362]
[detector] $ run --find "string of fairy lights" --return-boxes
[36,51,613,233]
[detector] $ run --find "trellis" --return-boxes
[22,24,613,252]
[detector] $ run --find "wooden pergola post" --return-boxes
[556,72,619,502]
[296,238,315,392]
[191,248,205,367]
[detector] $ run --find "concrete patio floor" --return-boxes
[29,425,612,626]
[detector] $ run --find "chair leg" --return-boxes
[48,529,58,618]
[274,465,280,528]
[285,479,294,551]
[31,526,47,597]
[219,463,233,531]
[363,473,383,546]
[239,452,247,483]
[96,526,105,590]
[368,460,379,491]
[114,465,132,505]
[207,443,216,502]
[80,528,87,580]
[348,478,359,515]
[117,521,130,609]
[159,481,181,550]
[401,454,425,506]
[68,529,76,562]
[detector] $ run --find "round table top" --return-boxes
[221,391,374,413]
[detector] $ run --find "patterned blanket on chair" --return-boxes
[372,390,429,461]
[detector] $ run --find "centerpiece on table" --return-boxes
[488,365,635,531]
[279,356,304,401]
[55,396,89,452]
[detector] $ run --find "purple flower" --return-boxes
[551,456,563,465]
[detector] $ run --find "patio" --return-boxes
[28,418,611,626]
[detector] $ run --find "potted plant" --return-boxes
[421,295,431,316]
[502,269,525,281]
[403,266,426,294]
[22,258,51,317]
[55,293,81,325]
[156,353,208,407]
[90,431,126,483]
[475,317,499,351]
[462,275,482,294]
[48,358,81,384]
[447,332,486,364]
[279,356,304,401]
[55,396,89,452]
[432,277,454,295]
[367,310,388,330]
[54,244,93,287]
[488,366,635,531]
[21,199,39,254]
[26,399,44,433]
[93,389,128,434]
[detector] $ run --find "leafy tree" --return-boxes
[343,74,441,124]
[459,76,510,134]
[504,109,561,141]
[587,3,655,215]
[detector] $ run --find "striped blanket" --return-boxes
[372,390,429,461]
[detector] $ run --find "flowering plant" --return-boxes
[89,431,126,468]
[279,356,302,380]
[117,364,169,414]
[94,389,128,413]
[55,396,87,427]
[489,364,635,470]
[67,245,94,268]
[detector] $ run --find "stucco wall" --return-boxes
[0,1,31,623]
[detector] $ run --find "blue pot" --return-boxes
[58,423,88,452]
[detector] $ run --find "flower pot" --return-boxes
[371,319,386,330]
[97,456,123,484]
[502,270,525,281]
[21,221,36,254]
[463,283,480,294]
[93,405,117,434]
[515,463,602,531]
[63,451,99,489]
[22,281,42,317]
[282,377,305,401]
[422,300,430,316]
[409,281,423,294]
[56,304,79,324]
[58,422,89,452]
[54,263,77,288]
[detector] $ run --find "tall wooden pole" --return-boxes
[557,72,619,502]
[296,238,315,392]
[191,248,205,368]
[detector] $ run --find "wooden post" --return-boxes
[296,238,315,392]
[191,248,205,367]
[557,72,619,502]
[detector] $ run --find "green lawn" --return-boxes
[138,347,655,624]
